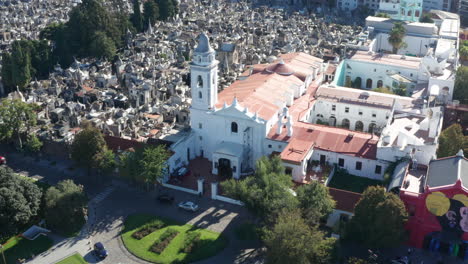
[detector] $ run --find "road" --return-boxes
[1,150,263,264]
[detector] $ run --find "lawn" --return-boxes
[56,253,88,264]
[328,168,383,193]
[2,235,53,264]
[121,214,227,264]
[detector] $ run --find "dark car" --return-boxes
[0,156,5,165]
[94,242,108,259]
[157,194,174,203]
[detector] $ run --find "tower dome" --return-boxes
[195,33,213,53]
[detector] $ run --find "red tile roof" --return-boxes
[328,187,362,212]
[271,122,379,162]
[217,53,323,121]
[104,135,145,152]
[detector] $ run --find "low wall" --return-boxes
[212,194,244,206]
[211,182,244,206]
[162,182,199,195]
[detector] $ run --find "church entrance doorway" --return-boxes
[218,158,232,178]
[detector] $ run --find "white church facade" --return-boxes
[165,33,444,183]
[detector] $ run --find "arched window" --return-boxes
[231,122,238,133]
[366,78,373,89]
[355,121,364,132]
[342,119,350,129]
[354,77,362,88]
[401,8,404,15]
[407,10,412,17]
[197,75,203,87]
[415,10,420,17]
[198,91,202,99]
[377,80,383,88]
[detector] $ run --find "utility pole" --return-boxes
[0,244,6,264]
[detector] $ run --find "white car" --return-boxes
[178,201,199,212]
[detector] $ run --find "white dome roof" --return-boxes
[195,33,213,53]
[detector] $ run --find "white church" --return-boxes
[165,32,445,183]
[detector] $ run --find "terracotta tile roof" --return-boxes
[328,187,362,212]
[350,51,421,70]
[271,122,379,162]
[217,53,323,120]
[216,72,303,120]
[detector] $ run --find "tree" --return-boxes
[11,41,32,91]
[454,66,468,104]
[296,181,335,226]
[143,0,159,31]
[0,52,14,94]
[93,147,116,175]
[437,124,468,158]
[44,180,87,235]
[0,167,42,240]
[419,13,434,23]
[131,0,143,32]
[0,99,38,149]
[460,42,468,61]
[24,134,43,154]
[158,0,175,21]
[140,145,170,189]
[119,149,144,183]
[388,22,407,54]
[263,209,337,264]
[221,156,298,221]
[71,122,106,175]
[89,31,117,59]
[345,186,408,248]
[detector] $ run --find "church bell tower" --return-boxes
[190,33,219,110]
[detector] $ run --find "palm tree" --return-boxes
[388,22,407,54]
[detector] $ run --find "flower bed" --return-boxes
[180,231,201,253]
[132,220,166,240]
[150,228,179,254]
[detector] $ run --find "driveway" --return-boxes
[88,185,262,264]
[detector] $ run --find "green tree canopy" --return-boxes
[158,0,176,21]
[388,22,407,54]
[437,124,468,158]
[0,99,38,149]
[221,156,298,221]
[131,0,143,32]
[118,145,169,189]
[263,209,337,264]
[24,134,43,154]
[44,180,87,235]
[143,0,159,31]
[71,122,107,174]
[419,13,434,23]
[454,66,468,104]
[346,186,408,248]
[89,31,117,59]
[93,147,116,175]
[0,167,42,240]
[297,181,335,226]
[1,39,53,93]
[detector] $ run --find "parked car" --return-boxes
[0,156,6,165]
[178,201,199,212]
[157,194,174,203]
[93,242,108,259]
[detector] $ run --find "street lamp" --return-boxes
[0,244,6,264]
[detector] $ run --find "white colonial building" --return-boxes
[164,33,446,184]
